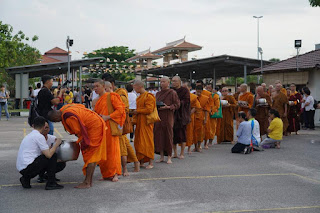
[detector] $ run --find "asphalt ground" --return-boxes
[0,117,319,213]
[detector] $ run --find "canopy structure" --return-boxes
[6,57,105,108]
[142,54,271,84]
[6,57,105,78]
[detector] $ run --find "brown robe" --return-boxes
[254,93,272,136]
[173,87,191,144]
[217,95,237,143]
[154,89,180,156]
[272,92,289,132]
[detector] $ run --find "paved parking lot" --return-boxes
[0,117,319,213]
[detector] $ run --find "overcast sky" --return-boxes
[1,0,319,62]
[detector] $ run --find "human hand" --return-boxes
[101,115,111,121]
[131,110,138,115]
[55,138,62,146]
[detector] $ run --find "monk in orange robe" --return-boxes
[237,84,254,128]
[101,73,140,175]
[274,80,287,95]
[217,87,237,143]
[195,85,211,152]
[254,86,272,136]
[183,82,201,154]
[207,88,221,147]
[196,80,214,149]
[132,80,156,169]
[272,83,289,134]
[48,104,107,189]
[238,84,254,115]
[93,79,126,182]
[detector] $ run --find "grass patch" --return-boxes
[9,109,29,112]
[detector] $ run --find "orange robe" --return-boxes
[202,90,214,141]
[217,96,237,143]
[134,92,156,162]
[186,93,201,147]
[254,93,272,136]
[115,88,138,163]
[281,88,287,95]
[60,104,107,175]
[196,94,211,143]
[94,92,126,178]
[272,92,289,132]
[238,92,254,115]
[208,93,221,140]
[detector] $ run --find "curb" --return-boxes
[1,111,29,117]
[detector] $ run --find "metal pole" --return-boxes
[213,68,216,88]
[244,65,247,84]
[72,69,74,91]
[20,73,23,109]
[257,19,259,59]
[296,48,299,71]
[67,36,70,87]
[190,71,192,83]
[79,66,82,104]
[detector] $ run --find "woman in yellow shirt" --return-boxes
[260,109,283,149]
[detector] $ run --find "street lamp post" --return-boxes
[66,36,73,87]
[253,15,263,84]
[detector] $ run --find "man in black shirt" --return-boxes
[37,75,65,135]
[84,86,92,109]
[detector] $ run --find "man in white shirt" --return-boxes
[231,112,251,154]
[90,90,99,102]
[231,109,261,154]
[33,83,41,97]
[37,125,66,183]
[16,116,63,190]
[126,84,137,142]
[247,108,261,147]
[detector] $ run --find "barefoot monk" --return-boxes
[48,104,107,188]
[93,79,126,182]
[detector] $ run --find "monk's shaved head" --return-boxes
[182,81,191,89]
[160,76,170,90]
[48,110,62,122]
[133,80,144,87]
[256,86,264,96]
[171,75,181,89]
[274,80,281,85]
[94,79,105,85]
[172,75,181,82]
[221,87,228,96]
[161,76,170,82]
[240,84,248,93]
[105,81,112,92]
[275,83,282,91]
[133,79,145,94]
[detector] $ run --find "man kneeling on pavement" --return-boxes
[16,116,65,190]
[232,109,261,154]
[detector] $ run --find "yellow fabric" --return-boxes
[119,135,138,162]
[268,117,283,140]
[64,91,73,104]
[134,92,155,162]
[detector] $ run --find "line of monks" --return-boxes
[47,73,301,189]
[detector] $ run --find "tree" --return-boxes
[269,58,280,63]
[84,46,137,82]
[0,21,41,92]
[309,0,320,7]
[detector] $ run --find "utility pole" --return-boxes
[66,36,73,86]
[253,16,263,84]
